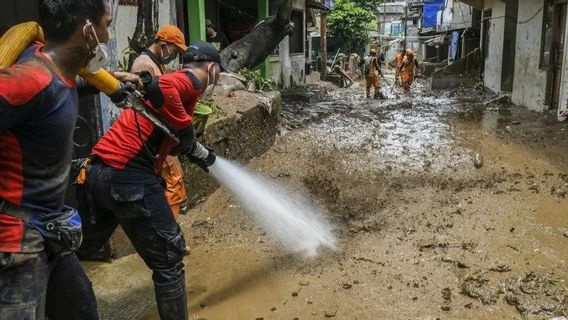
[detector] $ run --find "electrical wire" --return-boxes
[482,6,544,25]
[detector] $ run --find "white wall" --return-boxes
[115,5,137,58]
[270,0,306,88]
[483,0,505,93]
[438,0,473,31]
[511,0,548,111]
[102,0,175,131]
[115,0,175,60]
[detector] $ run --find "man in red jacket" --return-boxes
[0,1,115,319]
[77,41,225,320]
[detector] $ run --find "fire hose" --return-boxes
[0,22,179,142]
[121,89,180,143]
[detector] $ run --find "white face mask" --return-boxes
[84,22,109,74]
[200,63,216,98]
[160,45,177,65]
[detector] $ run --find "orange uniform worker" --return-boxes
[361,49,384,99]
[392,49,406,85]
[130,25,189,220]
[399,48,419,91]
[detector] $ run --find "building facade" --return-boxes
[377,0,478,63]
[463,0,568,116]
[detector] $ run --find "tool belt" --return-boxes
[0,200,83,257]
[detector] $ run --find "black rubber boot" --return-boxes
[154,276,188,320]
[374,91,385,100]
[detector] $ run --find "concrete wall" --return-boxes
[115,0,175,59]
[431,48,481,90]
[269,0,306,88]
[511,0,548,111]
[558,4,568,118]
[439,0,473,31]
[483,0,505,93]
[114,5,137,59]
[501,0,518,91]
[270,50,306,89]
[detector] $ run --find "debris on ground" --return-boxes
[324,305,338,318]
[503,272,568,317]
[461,272,500,305]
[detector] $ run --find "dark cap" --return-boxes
[182,41,228,72]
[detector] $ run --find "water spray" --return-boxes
[208,157,337,258]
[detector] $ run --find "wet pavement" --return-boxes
[86,72,568,319]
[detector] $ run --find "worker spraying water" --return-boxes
[209,158,336,258]
[68,39,334,320]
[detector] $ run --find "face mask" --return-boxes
[200,63,216,98]
[84,22,109,74]
[160,45,177,65]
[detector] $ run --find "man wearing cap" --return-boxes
[132,25,187,76]
[77,41,226,320]
[131,25,189,239]
[205,19,229,51]
[361,49,384,99]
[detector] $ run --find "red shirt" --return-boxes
[0,44,77,253]
[92,70,202,174]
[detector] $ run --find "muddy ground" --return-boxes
[86,72,568,320]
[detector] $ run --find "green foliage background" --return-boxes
[327,0,380,54]
[239,69,272,92]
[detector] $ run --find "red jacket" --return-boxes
[92,70,202,174]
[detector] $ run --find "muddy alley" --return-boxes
[87,73,568,320]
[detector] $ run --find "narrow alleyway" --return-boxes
[87,73,568,319]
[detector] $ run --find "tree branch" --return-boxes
[220,0,295,71]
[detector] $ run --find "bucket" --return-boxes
[194,102,213,137]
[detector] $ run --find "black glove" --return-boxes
[171,125,197,155]
[109,82,136,108]
[187,146,216,173]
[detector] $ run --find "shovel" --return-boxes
[379,73,400,99]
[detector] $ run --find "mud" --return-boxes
[87,71,568,319]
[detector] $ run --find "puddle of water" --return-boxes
[286,80,474,172]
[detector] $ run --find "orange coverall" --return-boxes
[399,50,418,90]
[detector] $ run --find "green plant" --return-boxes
[328,0,376,54]
[118,47,138,72]
[238,69,272,92]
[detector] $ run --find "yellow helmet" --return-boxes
[370,48,377,55]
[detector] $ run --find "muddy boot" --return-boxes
[154,277,188,320]
[374,91,385,100]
